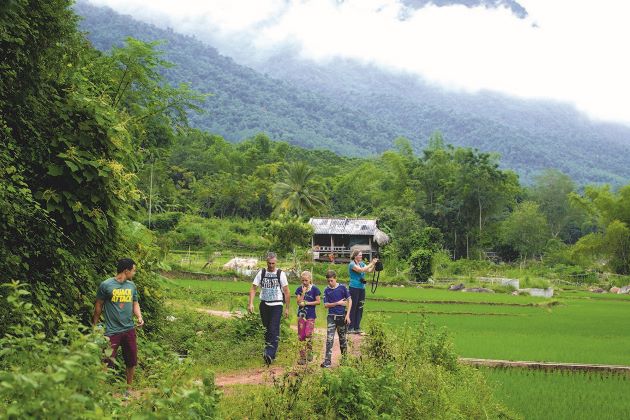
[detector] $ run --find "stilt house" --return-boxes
[308,217,390,263]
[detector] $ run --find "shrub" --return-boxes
[0,283,222,419]
[264,218,313,255]
[409,249,434,282]
[246,318,514,419]
[143,211,183,233]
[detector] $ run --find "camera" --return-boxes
[373,253,384,272]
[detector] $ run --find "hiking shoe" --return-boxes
[347,329,356,334]
[263,354,273,366]
[320,362,331,368]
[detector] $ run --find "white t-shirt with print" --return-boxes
[253,269,288,306]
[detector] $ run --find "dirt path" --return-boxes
[198,309,363,387]
[200,309,630,389]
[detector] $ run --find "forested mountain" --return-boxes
[253,56,630,184]
[75,2,630,185]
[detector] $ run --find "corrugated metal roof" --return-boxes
[308,217,378,235]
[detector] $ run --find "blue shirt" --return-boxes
[295,285,321,319]
[349,261,366,289]
[324,284,350,316]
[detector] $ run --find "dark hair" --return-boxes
[325,270,337,279]
[116,258,136,274]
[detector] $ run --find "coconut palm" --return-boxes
[272,162,327,217]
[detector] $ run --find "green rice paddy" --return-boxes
[163,276,630,419]
[164,277,630,365]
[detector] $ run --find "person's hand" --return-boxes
[284,308,289,319]
[345,315,351,325]
[299,301,306,307]
[248,303,254,313]
[136,317,145,328]
[338,299,347,307]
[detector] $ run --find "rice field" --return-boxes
[483,368,630,420]
[163,276,630,365]
[163,275,630,419]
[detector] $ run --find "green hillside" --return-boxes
[75,2,630,185]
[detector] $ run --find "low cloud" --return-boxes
[86,0,630,125]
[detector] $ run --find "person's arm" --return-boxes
[311,295,321,306]
[351,260,377,273]
[92,299,104,326]
[248,284,257,313]
[283,285,290,318]
[325,298,346,308]
[345,295,352,324]
[133,301,144,327]
[323,290,334,308]
[249,270,262,313]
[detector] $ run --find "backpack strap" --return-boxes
[259,268,285,304]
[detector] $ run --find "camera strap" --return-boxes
[370,271,380,293]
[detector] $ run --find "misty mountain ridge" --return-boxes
[75,2,630,185]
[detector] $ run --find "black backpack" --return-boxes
[259,268,285,304]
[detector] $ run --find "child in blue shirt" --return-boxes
[321,270,352,368]
[295,271,321,365]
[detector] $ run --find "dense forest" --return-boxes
[75,1,630,185]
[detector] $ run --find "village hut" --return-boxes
[308,217,390,263]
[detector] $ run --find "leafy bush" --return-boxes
[245,318,514,419]
[0,283,120,418]
[264,217,313,255]
[0,283,222,419]
[409,249,434,282]
[144,211,184,233]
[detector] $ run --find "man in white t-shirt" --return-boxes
[248,252,290,365]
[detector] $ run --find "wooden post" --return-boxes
[330,235,334,262]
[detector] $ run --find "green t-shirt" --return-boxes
[96,277,138,336]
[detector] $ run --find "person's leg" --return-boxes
[305,319,315,361]
[259,301,271,358]
[355,288,366,332]
[349,287,361,331]
[120,329,138,386]
[322,315,335,366]
[337,318,348,357]
[297,317,307,362]
[105,333,122,369]
[266,305,283,360]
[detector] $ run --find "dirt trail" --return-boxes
[201,309,630,388]
[198,309,363,387]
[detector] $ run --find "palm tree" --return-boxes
[272,162,327,217]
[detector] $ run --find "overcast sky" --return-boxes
[87,0,630,125]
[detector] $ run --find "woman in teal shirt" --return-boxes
[348,250,378,334]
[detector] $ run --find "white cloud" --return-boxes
[86,0,630,125]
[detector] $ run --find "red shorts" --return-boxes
[106,328,137,368]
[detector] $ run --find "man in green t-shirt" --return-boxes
[92,258,144,388]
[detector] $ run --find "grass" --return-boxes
[161,277,630,365]
[483,368,630,420]
[157,272,630,419]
